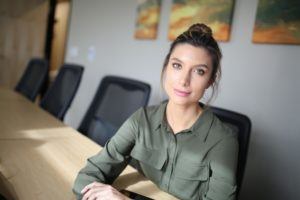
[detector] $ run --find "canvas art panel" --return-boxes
[168,0,235,41]
[135,0,162,39]
[253,0,300,44]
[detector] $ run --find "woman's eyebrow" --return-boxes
[171,57,209,69]
[170,57,183,63]
[195,64,209,69]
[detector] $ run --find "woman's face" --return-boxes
[163,43,213,106]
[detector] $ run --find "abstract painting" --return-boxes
[168,0,235,41]
[135,0,162,39]
[253,0,300,44]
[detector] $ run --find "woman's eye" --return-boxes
[195,68,205,75]
[172,63,181,69]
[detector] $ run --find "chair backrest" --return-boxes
[210,106,251,197]
[40,64,84,120]
[0,193,7,200]
[15,58,48,101]
[78,75,151,146]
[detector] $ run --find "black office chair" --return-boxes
[0,193,7,200]
[210,105,251,197]
[78,76,151,146]
[40,64,84,120]
[15,58,48,101]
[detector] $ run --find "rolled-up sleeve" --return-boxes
[72,108,142,199]
[204,136,239,200]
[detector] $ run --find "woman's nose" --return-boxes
[179,71,191,87]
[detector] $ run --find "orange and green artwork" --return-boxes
[135,0,162,39]
[168,0,235,41]
[253,0,300,44]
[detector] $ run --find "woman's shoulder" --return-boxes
[137,101,166,118]
[144,103,165,115]
[129,103,165,123]
[206,110,238,142]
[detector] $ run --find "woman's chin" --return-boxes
[168,96,193,106]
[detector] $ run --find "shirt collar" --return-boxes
[154,101,214,142]
[154,101,168,131]
[190,107,214,142]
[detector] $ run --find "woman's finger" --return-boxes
[81,182,105,194]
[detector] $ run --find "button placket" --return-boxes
[167,134,178,191]
[160,131,171,190]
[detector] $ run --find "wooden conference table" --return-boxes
[0,88,178,200]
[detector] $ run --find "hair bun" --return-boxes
[188,23,213,37]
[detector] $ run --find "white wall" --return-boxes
[64,0,300,199]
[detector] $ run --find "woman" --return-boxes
[73,23,238,200]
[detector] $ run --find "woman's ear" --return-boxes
[206,78,214,89]
[161,68,167,90]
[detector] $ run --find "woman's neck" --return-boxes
[166,101,203,134]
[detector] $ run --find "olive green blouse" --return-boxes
[73,102,238,200]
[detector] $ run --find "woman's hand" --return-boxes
[81,182,131,200]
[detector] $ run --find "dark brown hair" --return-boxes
[162,23,222,104]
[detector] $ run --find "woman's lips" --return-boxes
[174,89,191,97]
